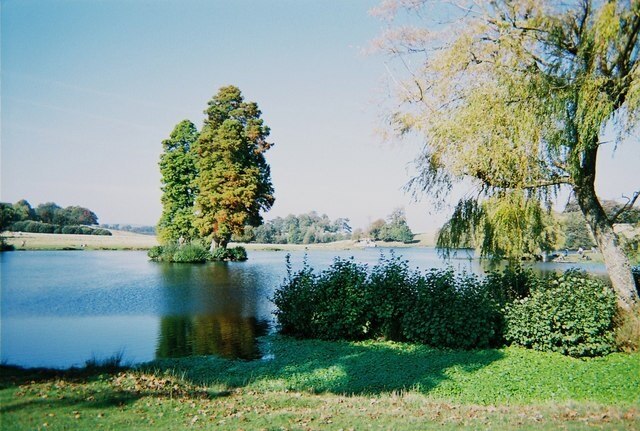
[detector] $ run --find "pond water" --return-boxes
[0,248,606,369]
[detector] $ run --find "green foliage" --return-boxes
[157,120,199,243]
[148,244,247,262]
[273,257,369,340]
[275,255,621,355]
[11,220,55,233]
[12,199,36,222]
[11,221,110,236]
[9,200,100,227]
[402,269,502,349]
[0,237,14,251]
[378,0,639,303]
[210,246,248,261]
[437,193,560,260]
[0,203,17,231]
[100,224,156,235]
[272,256,318,338]
[147,245,163,260]
[561,212,597,250]
[364,253,414,340]
[172,242,210,263]
[367,209,414,243]
[35,202,61,224]
[58,206,98,225]
[194,86,275,248]
[483,265,538,304]
[505,270,617,357]
[228,246,248,261]
[251,212,351,244]
[274,254,502,349]
[310,258,369,340]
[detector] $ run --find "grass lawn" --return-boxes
[1,336,638,430]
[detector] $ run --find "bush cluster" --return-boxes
[273,255,619,356]
[504,270,617,357]
[11,220,111,235]
[148,243,248,263]
[273,254,505,349]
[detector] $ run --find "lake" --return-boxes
[0,248,606,369]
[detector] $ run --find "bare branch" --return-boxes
[610,191,640,223]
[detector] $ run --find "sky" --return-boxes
[1,0,639,232]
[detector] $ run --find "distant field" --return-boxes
[3,230,158,250]
[2,231,437,251]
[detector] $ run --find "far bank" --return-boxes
[1,231,437,251]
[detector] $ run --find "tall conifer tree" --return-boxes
[194,86,275,249]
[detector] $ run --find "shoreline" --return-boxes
[3,231,634,265]
[1,231,437,251]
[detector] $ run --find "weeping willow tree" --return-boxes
[375,0,640,309]
[437,192,561,260]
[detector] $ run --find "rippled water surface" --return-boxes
[0,248,605,368]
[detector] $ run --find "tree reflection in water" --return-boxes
[157,315,270,360]
[156,260,275,360]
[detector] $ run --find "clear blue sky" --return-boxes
[1,0,638,232]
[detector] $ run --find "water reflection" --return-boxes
[156,262,275,360]
[156,315,269,360]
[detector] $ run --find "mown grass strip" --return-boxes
[1,336,638,430]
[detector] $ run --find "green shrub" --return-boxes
[632,266,639,293]
[0,237,14,251]
[172,242,210,263]
[274,254,503,349]
[148,245,164,260]
[312,258,369,340]
[209,246,248,261]
[504,270,617,357]
[228,246,248,261]
[273,256,369,340]
[37,222,55,233]
[484,265,538,304]
[402,269,502,349]
[272,256,318,338]
[61,226,77,234]
[159,242,179,262]
[363,252,415,340]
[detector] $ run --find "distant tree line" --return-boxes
[358,208,415,243]
[101,224,156,235]
[0,200,111,236]
[238,212,352,245]
[235,209,416,245]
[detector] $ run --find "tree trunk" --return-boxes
[575,147,638,311]
[209,236,229,252]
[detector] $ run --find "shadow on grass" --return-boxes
[146,336,505,396]
[0,336,504,417]
[0,361,230,416]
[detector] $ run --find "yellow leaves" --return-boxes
[592,1,622,54]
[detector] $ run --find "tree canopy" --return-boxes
[155,86,275,250]
[157,120,199,242]
[248,212,352,245]
[367,208,415,243]
[193,86,275,249]
[376,0,640,309]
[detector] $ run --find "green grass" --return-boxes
[1,336,638,430]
